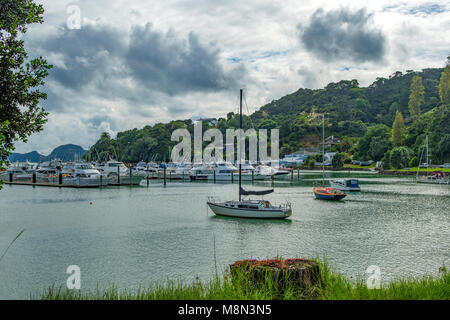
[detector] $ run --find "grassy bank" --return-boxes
[40,260,449,300]
[393,167,450,173]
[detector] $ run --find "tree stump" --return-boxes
[230,258,319,294]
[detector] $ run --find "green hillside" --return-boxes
[86,67,450,167]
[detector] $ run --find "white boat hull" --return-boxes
[207,202,291,219]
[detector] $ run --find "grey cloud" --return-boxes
[299,8,386,62]
[43,25,126,90]
[87,115,119,131]
[298,66,319,89]
[36,23,243,99]
[126,23,242,95]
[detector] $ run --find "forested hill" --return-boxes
[87,67,450,165]
[256,68,442,126]
[251,68,442,146]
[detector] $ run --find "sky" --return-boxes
[13,0,450,154]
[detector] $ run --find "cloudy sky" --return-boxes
[14,0,450,154]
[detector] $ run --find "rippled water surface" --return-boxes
[0,172,449,299]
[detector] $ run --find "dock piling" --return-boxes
[163,167,166,187]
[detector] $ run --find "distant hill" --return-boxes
[8,144,87,163]
[7,151,43,163]
[86,66,449,164]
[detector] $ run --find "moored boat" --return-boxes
[330,179,361,191]
[206,89,292,219]
[313,187,346,200]
[96,160,144,185]
[312,114,347,201]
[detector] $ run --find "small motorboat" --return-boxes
[313,187,346,200]
[330,179,361,191]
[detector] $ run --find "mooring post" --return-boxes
[271,173,274,186]
[117,166,120,185]
[213,170,216,183]
[163,167,166,187]
[231,170,234,183]
[291,170,294,181]
[32,172,36,184]
[297,169,300,181]
[252,170,254,184]
[59,171,62,185]
[146,174,149,187]
[9,172,12,182]
[100,174,103,188]
[129,165,132,186]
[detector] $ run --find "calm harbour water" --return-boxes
[0,171,449,299]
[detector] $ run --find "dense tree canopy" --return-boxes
[0,0,52,185]
[392,111,405,146]
[408,75,424,118]
[439,56,450,105]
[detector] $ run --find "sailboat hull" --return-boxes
[313,187,346,200]
[207,202,291,219]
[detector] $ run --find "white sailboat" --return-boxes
[416,135,449,184]
[207,89,292,219]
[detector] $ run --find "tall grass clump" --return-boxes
[39,259,450,300]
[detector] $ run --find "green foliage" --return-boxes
[409,155,419,168]
[0,0,51,144]
[391,111,405,146]
[0,0,51,188]
[436,134,450,162]
[331,152,345,168]
[439,57,450,104]
[354,124,391,161]
[302,155,317,168]
[388,147,411,169]
[408,75,424,118]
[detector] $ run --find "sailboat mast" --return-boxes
[426,135,429,177]
[239,89,243,201]
[322,114,325,186]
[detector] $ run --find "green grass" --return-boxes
[39,260,450,300]
[390,167,450,173]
